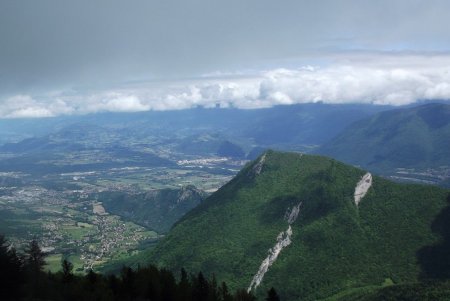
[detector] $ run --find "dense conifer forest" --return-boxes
[0,235,276,301]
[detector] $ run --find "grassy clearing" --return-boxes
[68,254,85,274]
[62,225,89,240]
[76,222,93,228]
[45,253,63,273]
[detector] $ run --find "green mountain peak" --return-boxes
[147,151,449,300]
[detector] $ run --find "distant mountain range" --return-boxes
[0,103,390,151]
[146,151,450,300]
[317,103,450,186]
[0,103,393,176]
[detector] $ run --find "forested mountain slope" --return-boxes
[148,151,450,300]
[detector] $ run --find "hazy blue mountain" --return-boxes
[0,103,391,151]
[246,146,267,160]
[0,119,176,175]
[242,103,390,147]
[175,133,229,156]
[317,103,450,186]
[0,104,393,180]
[216,141,246,158]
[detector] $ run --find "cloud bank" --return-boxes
[1,53,450,118]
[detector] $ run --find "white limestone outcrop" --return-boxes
[248,202,302,292]
[354,172,372,206]
[251,153,266,176]
[285,202,302,224]
[247,226,293,292]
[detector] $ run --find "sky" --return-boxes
[1,0,450,118]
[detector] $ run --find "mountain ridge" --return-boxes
[98,185,207,233]
[316,103,450,186]
[146,151,450,300]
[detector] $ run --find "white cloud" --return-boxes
[0,95,62,118]
[2,53,450,118]
[6,107,54,118]
[81,93,151,113]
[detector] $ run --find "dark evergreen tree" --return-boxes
[145,265,162,301]
[265,287,280,301]
[193,272,209,301]
[24,239,46,274]
[120,266,137,300]
[62,258,74,283]
[85,268,98,293]
[0,235,23,300]
[23,239,47,299]
[177,268,192,301]
[160,268,176,301]
[219,282,233,301]
[233,289,257,301]
[108,274,120,299]
[209,274,219,301]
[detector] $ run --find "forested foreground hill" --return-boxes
[148,151,450,300]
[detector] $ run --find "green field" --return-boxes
[45,254,63,273]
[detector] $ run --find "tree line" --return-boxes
[0,235,280,301]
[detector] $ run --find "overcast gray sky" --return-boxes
[1,0,450,117]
